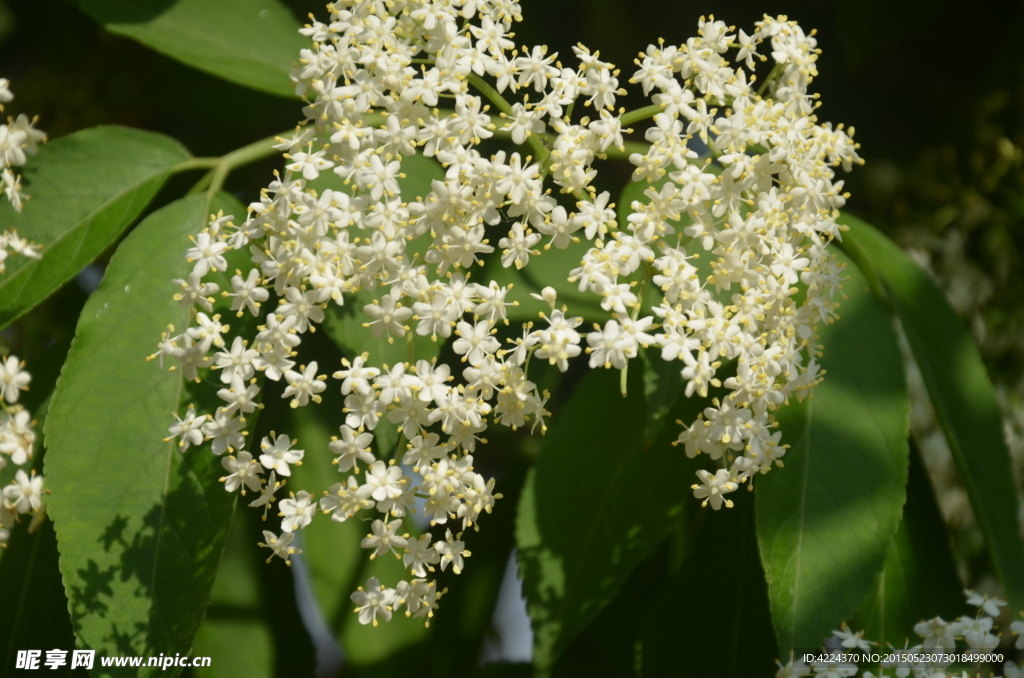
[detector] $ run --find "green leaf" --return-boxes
[73,0,307,99]
[516,364,706,674]
[0,126,190,329]
[755,250,910,656]
[642,498,777,677]
[45,193,243,674]
[641,346,685,445]
[839,213,1024,616]
[852,441,963,650]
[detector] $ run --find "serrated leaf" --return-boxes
[755,251,910,656]
[0,126,190,329]
[852,442,963,650]
[516,365,708,674]
[73,0,307,99]
[44,193,245,676]
[838,213,1024,617]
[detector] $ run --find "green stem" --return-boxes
[756,63,783,97]
[620,267,652,397]
[170,157,220,173]
[175,131,290,211]
[620,104,663,127]
[466,73,550,167]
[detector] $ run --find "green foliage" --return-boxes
[642,499,777,677]
[44,194,242,675]
[73,0,307,99]
[0,126,190,329]
[840,213,1024,616]
[852,443,964,650]
[516,363,708,674]
[755,252,910,655]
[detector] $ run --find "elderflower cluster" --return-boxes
[0,78,46,212]
[777,590,1024,678]
[0,354,42,545]
[157,0,857,625]
[622,16,854,503]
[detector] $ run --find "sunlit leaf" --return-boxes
[756,251,910,655]
[0,126,190,329]
[839,213,1024,617]
[45,193,245,672]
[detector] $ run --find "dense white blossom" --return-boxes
[157,2,859,624]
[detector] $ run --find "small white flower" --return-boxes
[361,519,409,558]
[0,355,30,404]
[259,433,304,477]
[259,529,300,565]
[2,469,43,514]
[434,529,470,574]
[691,469,738,510]
[351,577,396,626]
[165,406,207,452]
[964,589,1007,618]
[278,490,316,532]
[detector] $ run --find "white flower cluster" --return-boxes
[777,590,1024,678]
[0,355,42,544]
[620,16,854,498]
[0,78,46,213]
[158,1,856,625]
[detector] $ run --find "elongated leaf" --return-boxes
[73,0,306,99]
[516,364,708,674]
[642,498,777,677]
[45,194,244,675]
[839,213,1024,616]
[852,442,963,649]
[0,126,190,329]
[755,251,910,655]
